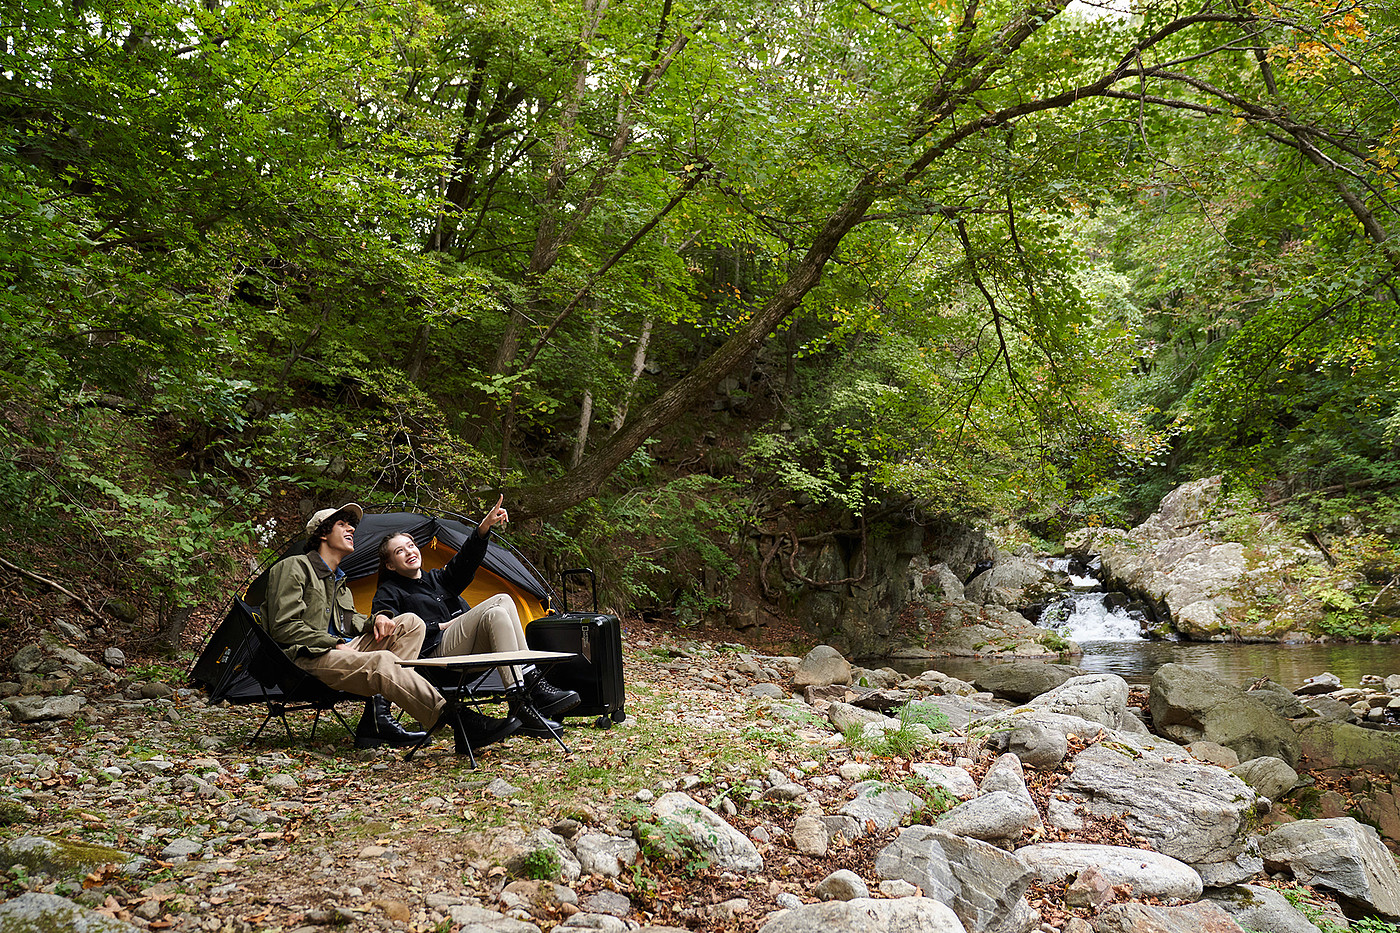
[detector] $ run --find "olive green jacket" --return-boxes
[261,551,370,660]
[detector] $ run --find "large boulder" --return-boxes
[963,554,1062,609]
[1050,745,1260,879]
[794,646,852,688]
[1150,663,1301,766]
[970,662,1085,703]
[874,826,1037,933]
[1258,817,1400,919]
[757,896,966,933]
[1014,842,1203,901]
[0,835,145,883]
[1096,476,1327,638]
[934,791,1040,849]
[1230,756,1298,801]
[1026,673,1130,730]
[651,793,762,873]
[1293,718,1400,772]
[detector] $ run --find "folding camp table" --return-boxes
[398,649,578,765]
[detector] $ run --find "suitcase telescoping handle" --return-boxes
[558,567,598,614]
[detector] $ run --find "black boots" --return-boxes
[450,709,521,754]
[530,679,581,718]
[510,701,564,738]
[354,696,427,749]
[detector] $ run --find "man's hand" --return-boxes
[373,613,395,641]
[478,494,508,535]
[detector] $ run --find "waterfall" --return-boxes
[1039,557,1146,643]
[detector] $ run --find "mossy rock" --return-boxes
[0,835,145,883]
[0,891,140,932]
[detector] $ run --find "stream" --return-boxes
[906,557,1400,688]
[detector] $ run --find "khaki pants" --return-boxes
[296,612,445,729]
[437,593,528,688]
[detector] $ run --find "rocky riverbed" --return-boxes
[3,627,1400,933]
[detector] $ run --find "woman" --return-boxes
[370,496,579,744]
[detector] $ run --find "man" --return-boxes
[260,503,447,750]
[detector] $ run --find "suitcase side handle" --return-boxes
[558,567,598,614]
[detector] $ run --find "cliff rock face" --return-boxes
[1082,476,1327,640]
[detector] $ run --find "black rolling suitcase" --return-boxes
[526,569,626,728]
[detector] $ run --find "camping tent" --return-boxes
[191,509,556,704]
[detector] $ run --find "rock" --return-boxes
[505,829,582,883]
[912,762,977,800]
[1187,741,1239,768]
[1294,718,1400,772]
[3,694,84,722]
[1257,817,1400,918]
[652,792,762,872]
[1064,866,1112,909]
[839,781,924,832]
[1026,673,1130,730]
[794,646,851,688]
[1246,679,1311,719]
[1149,663,1301,766]
[574,832,639,877]
[792,816,829,856]
[103,647,125,667]
[1301,696,1359,722]
[159,838,203,861]
[874,826,1036,933]
[1230,756,1298,801]
[934,791,1039,848]
[0,835,146,882]
[1052,744,1257,877]
[812,869,868,901]
[977,754,1043,835]
[0,892,141,932]
[558,912,630,931]
[500,879,578,915]
[1015,842,1203,900]
[488,778,521,798]
[970,662,1085,703]
[757,896,966,933]
[964,554,1060,609]
[574,885,630,913]
[1296,673,1343,695]
[1205,884,1324,933]
[827,701,894,733]
[1005,720,1069,769]
[1093,901,1247,932]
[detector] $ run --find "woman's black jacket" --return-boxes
[371,528,490,657]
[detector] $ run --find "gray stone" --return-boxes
[839,781,923,832]
[1297,672,1343,695]
[1230,756,1298,801]
[812,868,868,901]
[977,754,1043,835]
[1150,664,1301,766]
[652,792,762,872]
[1093,901,1247,932]
[1005,720,1069,769]
[1258,817,1400,918]
[1015,842,1203,900]
[792,815,829,856]
[934,791,1039,848]
[794,646,851,688]
[576,891,633,917]
[1294,718,1400,772]
[1205,884,1324,933]
[1026,673,1130,730]
[505,829,581,884]
[0,892,141,932]
[0,835,145,882]
[912,762,977,800]
[970,662,1085,703]
[746,683,786,699]
[874,826,1036,933]
[3,694,84,722]
[574,831,639,877]
[159,838,203,861]
[1187,740,1239,768]
[487,778,521,798]
[104,647,126,667]
[827,701,892,733]
[558,912,630,931]
[1054,744,1257,873]
[757,896,966,933]
[1246,679,1311,718]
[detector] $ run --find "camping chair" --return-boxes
[204,600,361,744]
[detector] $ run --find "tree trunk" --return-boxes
[612,316,653,433]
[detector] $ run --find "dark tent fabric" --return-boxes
[191,510,556,703]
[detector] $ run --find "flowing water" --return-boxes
[902,557,1400,688]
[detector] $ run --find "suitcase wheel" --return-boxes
[594,715,612,730]
[611,709,626,724]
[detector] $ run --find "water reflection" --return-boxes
[896,642,1400,689]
